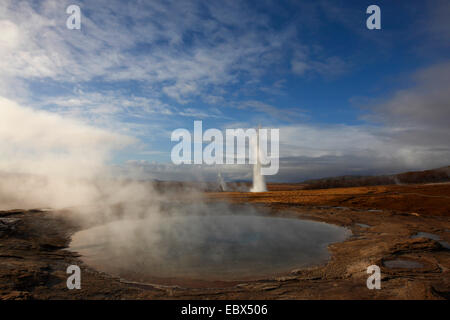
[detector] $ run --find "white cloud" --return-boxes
[363,61,450,147]
[237,100,308,122]
[131,117,450,182]
[138,59,450,183]
[0,0,344,106]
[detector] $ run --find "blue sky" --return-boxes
[0,0,449,181]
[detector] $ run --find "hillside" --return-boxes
[302,166,450,190]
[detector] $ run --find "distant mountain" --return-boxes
[302,166,450,190]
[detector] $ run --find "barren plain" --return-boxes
[0,183,449,299]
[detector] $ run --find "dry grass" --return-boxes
[207,183,450,216]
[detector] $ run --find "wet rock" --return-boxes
[0,210,25,217]
[0,290,31,300]
[0,218,21,237]
[38,242,66,251]
[391,238,442,254]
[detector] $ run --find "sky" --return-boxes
[0,0,449,182]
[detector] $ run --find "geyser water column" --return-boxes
[250,127,267,192]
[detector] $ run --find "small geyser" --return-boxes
[250,127,267,192]
[217,172,227,192]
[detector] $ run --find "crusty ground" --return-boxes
[0,183,449,299]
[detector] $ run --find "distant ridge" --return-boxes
[302,166,450,190]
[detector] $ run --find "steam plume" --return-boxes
[217,172,227,191]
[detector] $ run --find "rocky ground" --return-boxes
[0,183,449,299]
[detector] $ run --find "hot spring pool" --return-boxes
[70,215,350,286]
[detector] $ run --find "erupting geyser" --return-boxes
[250,127,267,192]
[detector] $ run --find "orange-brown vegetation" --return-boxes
[208,183,450,216]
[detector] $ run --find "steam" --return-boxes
[0,97,200,228]
[250,127,267,192]
[0,97,256,227]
